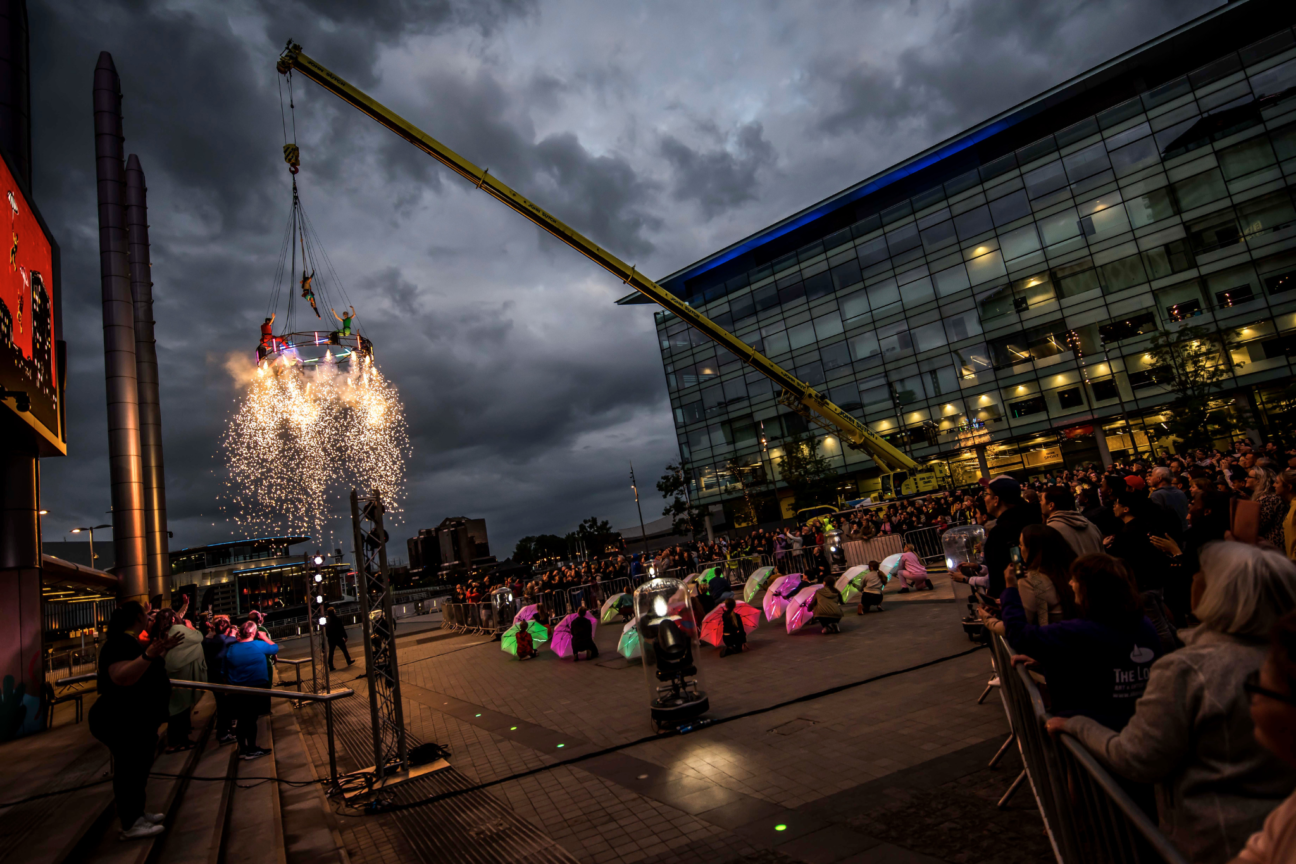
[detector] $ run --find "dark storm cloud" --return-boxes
[660,121,775,218]
[813,0,1221,140]
[346,64,662,257]
[27,0,1222,558]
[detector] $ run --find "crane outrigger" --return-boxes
[276,42,952,499]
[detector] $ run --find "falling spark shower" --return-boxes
[220,348,410,544]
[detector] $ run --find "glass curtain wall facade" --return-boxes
[649,12,1296,518]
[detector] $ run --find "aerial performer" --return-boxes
[259,313,276,351]
[331,305,355,336]
[300,269,320,317]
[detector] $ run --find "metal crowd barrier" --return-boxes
[696,555,764,590]
[902,526,945,565]
[840,535,904,569]
[987,634,1188,864]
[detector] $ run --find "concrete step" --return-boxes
[0,730,114,864]
[81,702,215,864]
[152,720,238,864]
[269,701,347,864]
[220,715,285,864]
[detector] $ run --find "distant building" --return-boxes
[44,540,116,571]
[624,1,1296,518]
[168,536,351,618]
[617,514,700,553]
[406,517,493,577]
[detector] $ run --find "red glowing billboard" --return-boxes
[0,148,62,453]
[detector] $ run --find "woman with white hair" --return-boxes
[1048,542,1296,863]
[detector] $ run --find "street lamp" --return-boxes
[70,524,111,568]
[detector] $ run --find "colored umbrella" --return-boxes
[513,604,539,625]
[599,593,634,623]
[744,566,777,604]
[550,611,598,658]
[786,585,823,634]
[762,573,805,621]
[500,620,548,657]
[879,553,905,579]
[835,566,869,604]
[617,618,642,660]
[700,601,761,647]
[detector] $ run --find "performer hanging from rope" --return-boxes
[300,268,320,317]
[331,305,355,336]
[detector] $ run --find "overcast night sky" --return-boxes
[31,0,1222,559]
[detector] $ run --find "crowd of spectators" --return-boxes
[937,437,1296,864]
[90,595,280,841]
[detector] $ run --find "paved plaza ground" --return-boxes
[290,573,1056,864]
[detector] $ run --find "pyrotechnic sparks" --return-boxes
[220,349,410,542]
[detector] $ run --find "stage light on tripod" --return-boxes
[314,573,323,583]
[316,595,324,604]
[319,617,327,627]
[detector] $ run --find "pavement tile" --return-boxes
[776,826,882,864]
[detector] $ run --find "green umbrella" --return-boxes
[744,566,777,604]
[618,620,641,659]
[698,567,725,586]
[501,620,549,657]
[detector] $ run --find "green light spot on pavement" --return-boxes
[557,744,565,748]
[475,713,481,717]
[774,824,787,832]
[510,726,518,730]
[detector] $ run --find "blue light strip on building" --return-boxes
[661,117,1019,292]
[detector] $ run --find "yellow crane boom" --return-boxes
[276,42,922,475]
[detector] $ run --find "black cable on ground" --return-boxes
[0,771,322,809]
[372,643,987,814]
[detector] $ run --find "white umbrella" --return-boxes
[835,566,869,604]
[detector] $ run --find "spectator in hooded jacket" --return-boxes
[1040,485,1103,558]
[1053,543,1296,864]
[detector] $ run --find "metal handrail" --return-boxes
[170,679,354,701]
[56,669,351,788]
[989,634,1189,864]
[274,656,311,693]
[1057,735,1190,864]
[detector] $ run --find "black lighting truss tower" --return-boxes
[350,488,408,786]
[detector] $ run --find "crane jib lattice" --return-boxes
[350,488,409,787]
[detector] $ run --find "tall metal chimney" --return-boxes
[125,154,168,601]
[93,52,147,600]
[0,0,31,192]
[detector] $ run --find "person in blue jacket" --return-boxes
[223,619,279,760]
[991,552,1160,730]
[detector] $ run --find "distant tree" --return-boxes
[777,432,839,512]
[657,462,705,539]
[511,534,567,565]
[569,516,619,555]
[1144,324,1251,450]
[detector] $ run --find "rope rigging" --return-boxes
[260,61,365,364]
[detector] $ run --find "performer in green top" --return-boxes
[331,305,355,336]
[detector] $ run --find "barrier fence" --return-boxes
[987,633,1188,864]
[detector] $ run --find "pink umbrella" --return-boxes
[786,585,822,634]
[762,573,805,621]
[550,611,598,659]
[513,604,539,625]
[700,601,761,647]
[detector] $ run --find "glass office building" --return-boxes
[626,1,1296,523]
